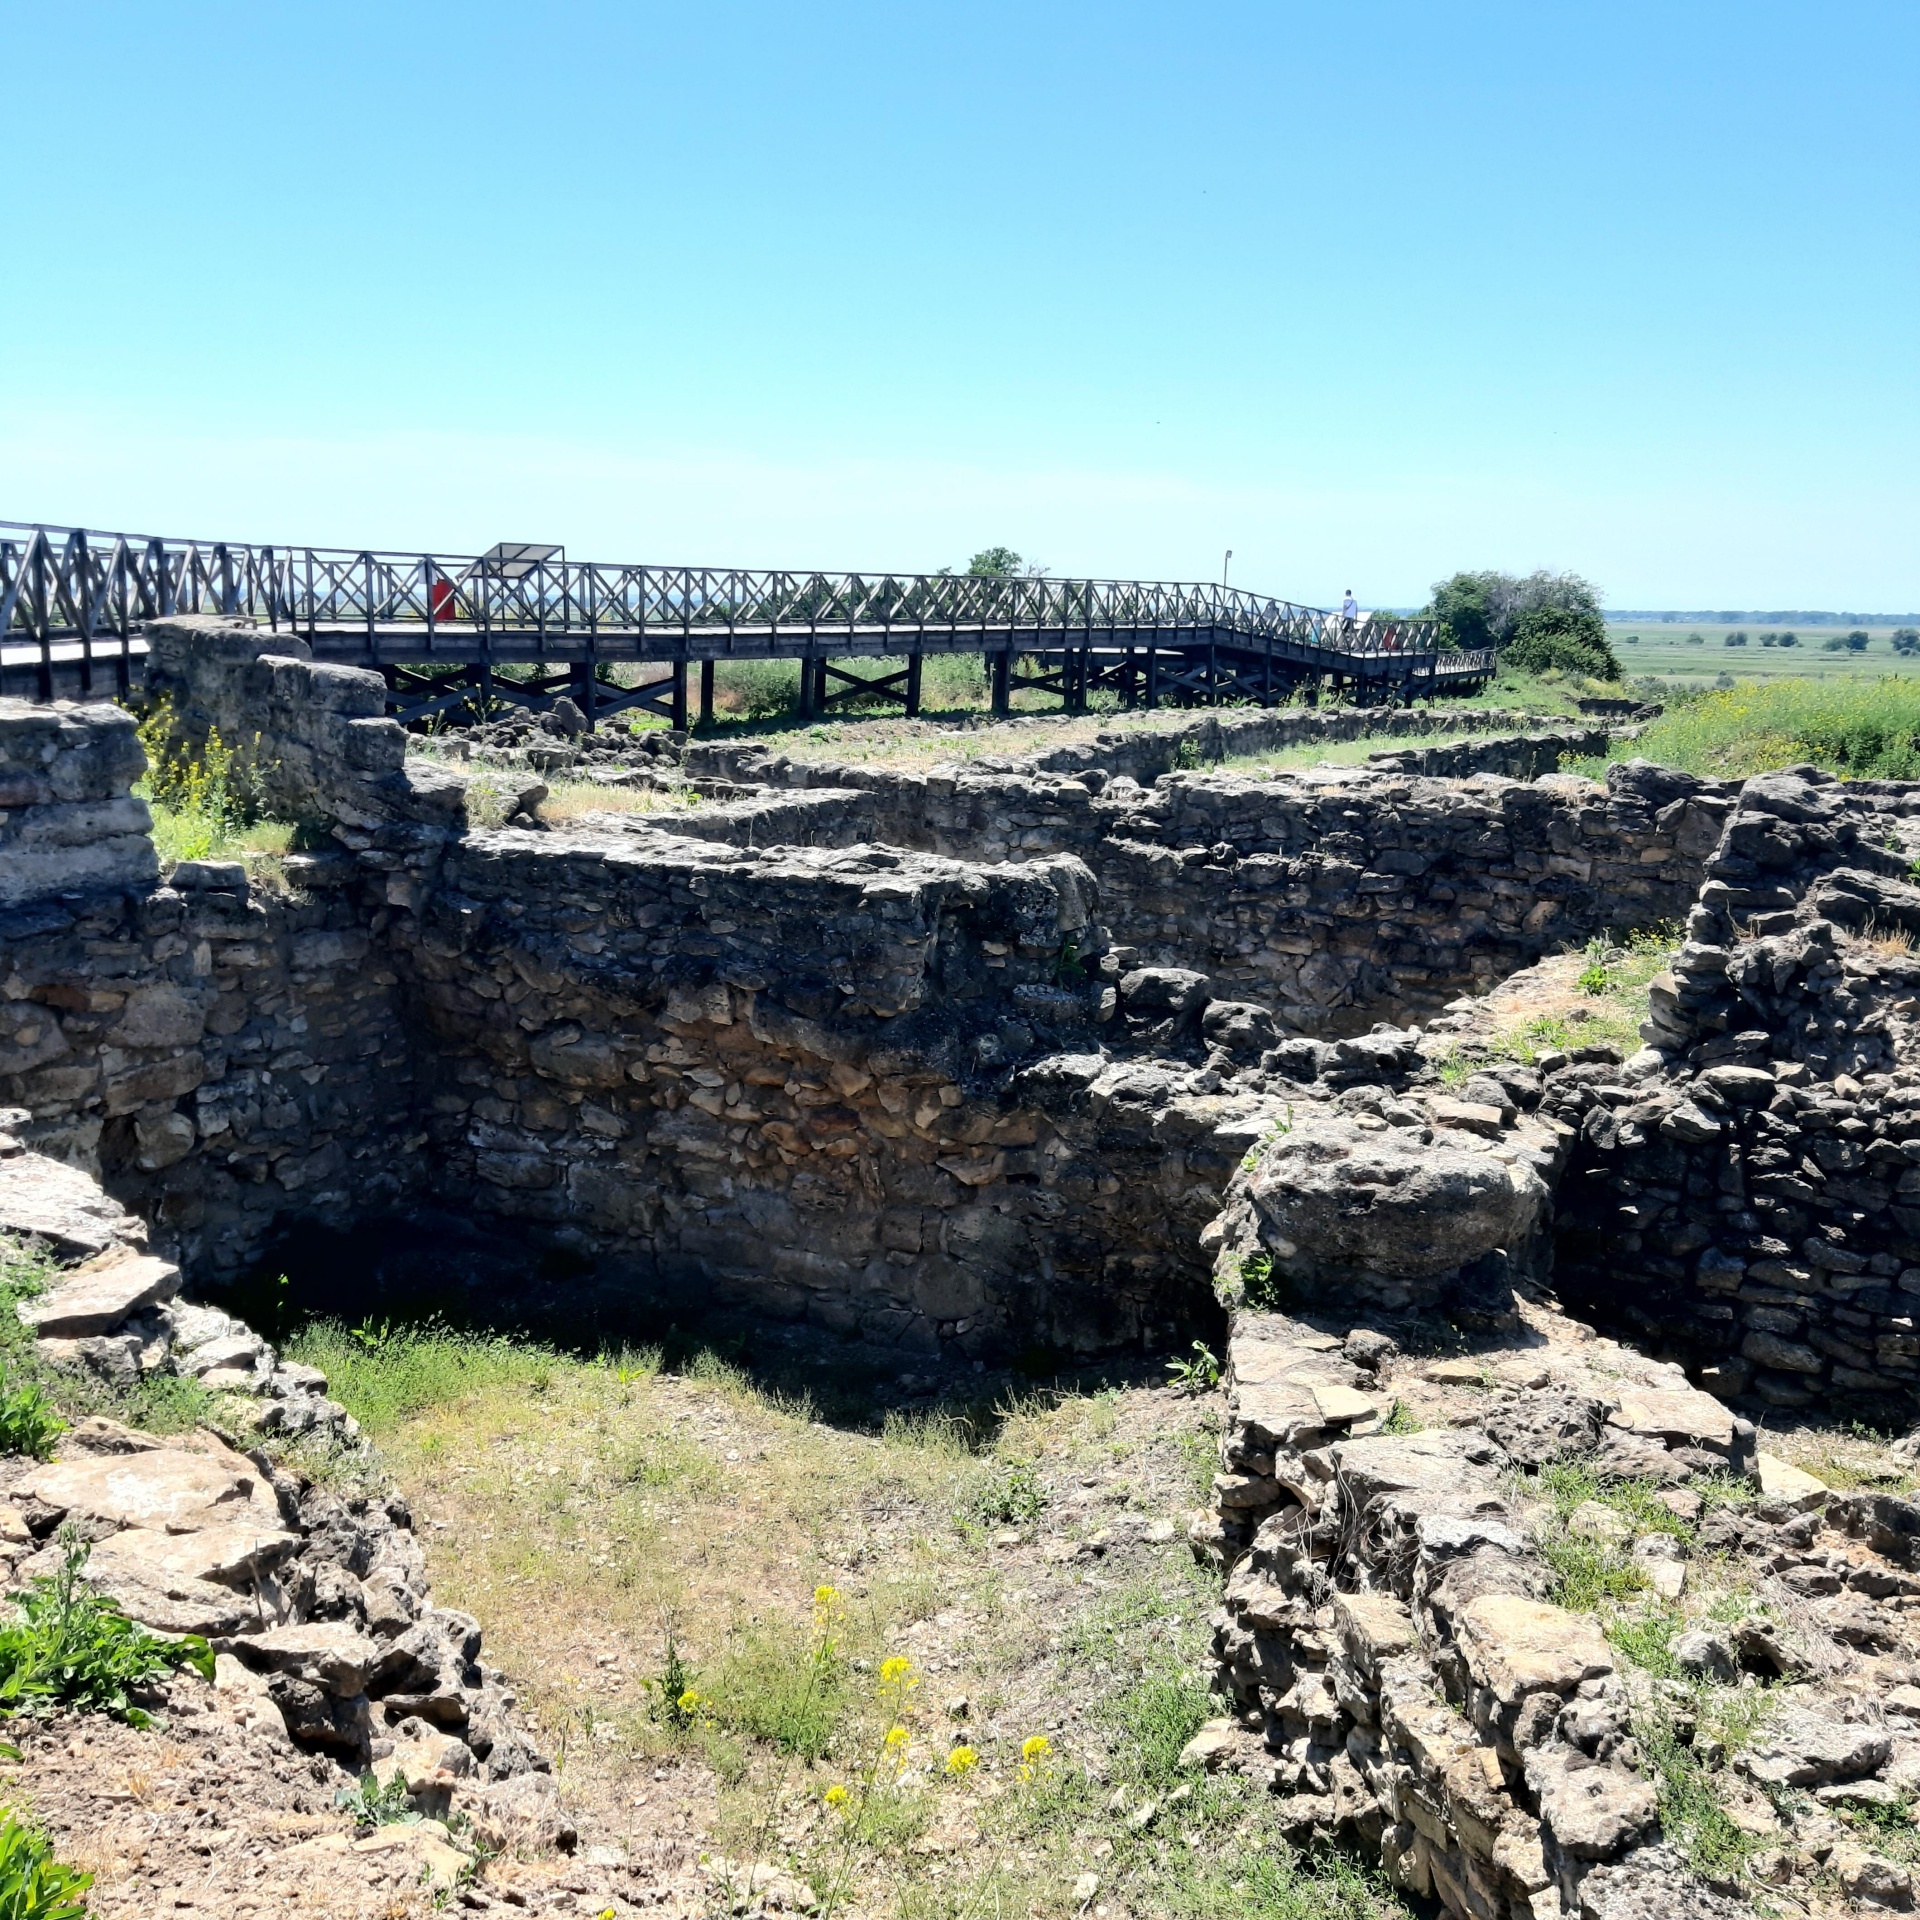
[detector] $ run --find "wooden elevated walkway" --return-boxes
[1,521,1495,725]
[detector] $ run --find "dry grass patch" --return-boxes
[303,1322,1405,1919]
[536,778,703,826]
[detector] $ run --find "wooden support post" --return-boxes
[990,649,1011,718]
[1145,644,1159,709]
[571,659,599,730]
[797,654,816,721]
[671,663,688,732]
[812,658,829,712]
[906,651,923,718]
[700,659,715,728]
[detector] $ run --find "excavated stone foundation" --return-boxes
[8,617,1920,1917]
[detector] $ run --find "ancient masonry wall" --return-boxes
[0,701,158,907]
[140,615,525,831]
[4,679,1287,1350]
[0,849,426,1280]
[599,755,1727,1030]
[1548,766,1920,1424]
[0,630,1723,1345]
[686,704,1613,790]
[395,832,1276,1358]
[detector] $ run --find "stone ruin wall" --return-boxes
[590,735,1720,1032]
[0,620,1751,1354]
[10,616,1920,1404]
[16,618,1920,1917]
[0,621,1729,1354]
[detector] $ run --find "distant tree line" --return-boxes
[1428,569,1620,680]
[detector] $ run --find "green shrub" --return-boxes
[335,1769,416,1829]
[969,1461,1046,1526]
[0,1381,62,1462]
[0,1809,93,1919]
[715,658,802,721]
[1502,605,1621,681]
[0,1537,214,1728]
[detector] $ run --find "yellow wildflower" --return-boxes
[825,1783,850,1810]
[1021,1735,1052,1764]
[878,1656,916,1694]
[945,1746,979,1777]
[676,1688,700,1714]
[814,1584,841,1615]
[884,1725,909,1750]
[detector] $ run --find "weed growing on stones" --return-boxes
[1535,1463,1696,1542]
[0,1536,214,1728]
[1164,1342,1222,1393]
[0,1379,63,1460]
[1839,1791,1920,1869]
[0,1808,93,1920]
[1239,1251,1289,1311]
[1533,1524,1651,1611]
[334,1770,416,1830]
[1239,1108,1294,1174]
[1633,1704,1765,1884]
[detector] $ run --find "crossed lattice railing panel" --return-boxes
[2,521,1473,672]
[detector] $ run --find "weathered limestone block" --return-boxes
[22,1446,276,1533]
[1244,1107,1550,1305]
[0,699,158,905]
[19,1247,181,1335]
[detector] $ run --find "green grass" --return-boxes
[1534,1530,1650,1611]
[1032,1567,1409,1920]
[1608,623,1920,687]
[146,800,295,866]
[1581,675,1920,781]
[704,1620,848,1762]
[1535,1462,1696,1541]
[1431,921,1682,1074]
[283,1319,566,1439]
[308,1304,1399,1920]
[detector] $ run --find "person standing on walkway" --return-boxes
[1341,588,1359,636]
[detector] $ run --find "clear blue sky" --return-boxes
[4,2,1916,609]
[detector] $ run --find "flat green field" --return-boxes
[1609,623,1920,686]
